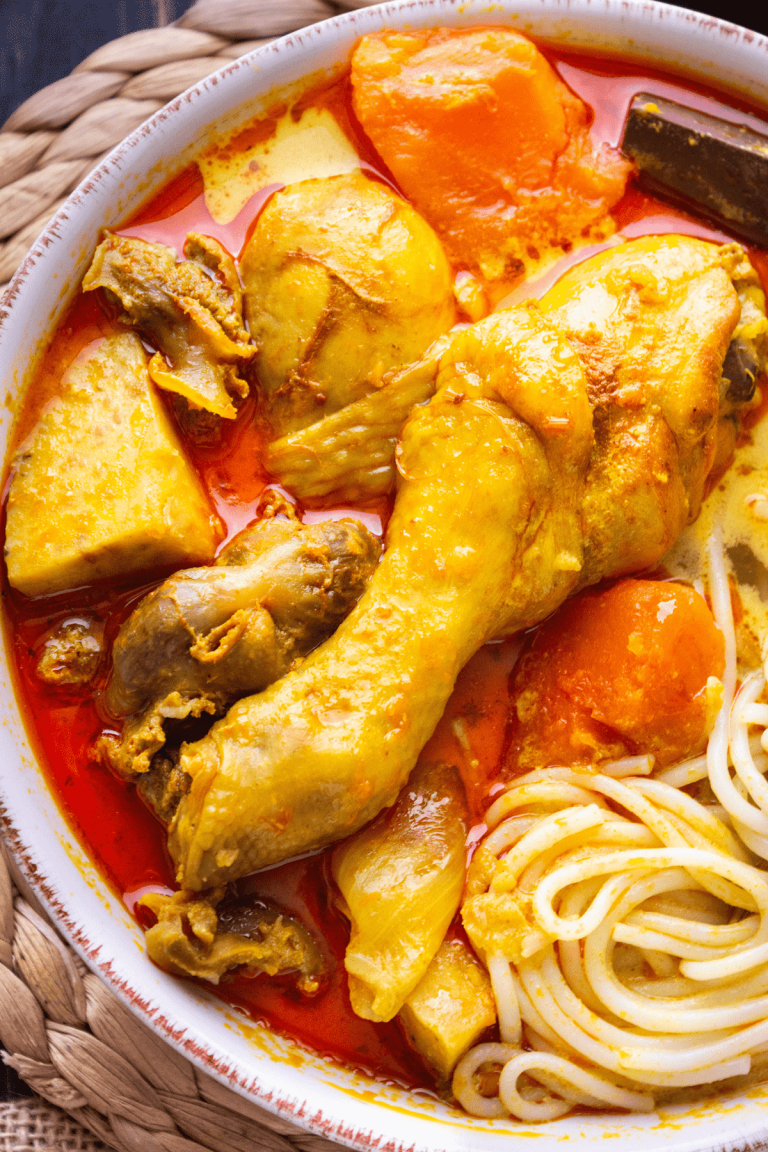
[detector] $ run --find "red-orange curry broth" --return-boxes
[3,37,768,1091]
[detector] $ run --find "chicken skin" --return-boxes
[239,170,456,437]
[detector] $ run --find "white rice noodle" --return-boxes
[498,1052,654,1120]
[459,762,768,1115]
[452,1043,518,1118]
[656,754,709,788]
[488,953,522,1045]
[601,755,655,778]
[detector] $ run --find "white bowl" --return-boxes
[2,3,768,1150]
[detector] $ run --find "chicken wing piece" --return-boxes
[167,307,593,891]
[83,231,254,418]
[239,170,456,437]
[100,510,381,779]
[266,237,764,506]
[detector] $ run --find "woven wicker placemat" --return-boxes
[0,837,349,1152]
[0,1,381,1149]
[0,0,373,298]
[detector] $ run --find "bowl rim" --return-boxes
[2,3,768,1151]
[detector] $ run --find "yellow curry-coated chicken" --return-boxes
[168,304,592,892]
[150,237,760,955]
[538,236,765,584]
[268,236,765,505]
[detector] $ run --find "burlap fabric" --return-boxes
[0,1099,108,1152]
[0,1,379,1148]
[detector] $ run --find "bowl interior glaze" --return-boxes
[1,3,768,1150]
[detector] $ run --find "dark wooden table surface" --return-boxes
[0,0,766,1110]
[0,0,193,126]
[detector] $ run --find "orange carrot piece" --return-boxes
[351,27,632,285]
[505,579,725,771]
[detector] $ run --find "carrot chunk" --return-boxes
[351,28,632,288]
[505,580,725,771]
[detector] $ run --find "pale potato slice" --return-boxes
[6,332,220,596]
[399,939,496,1082]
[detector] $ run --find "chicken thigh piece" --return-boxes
[265,236,766,506]
[539,236,767,585]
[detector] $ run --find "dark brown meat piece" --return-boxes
[141,887,324,992]
[135,751,191,825]
[218,895,325,993]
[100,511,381,778]
[82,231,254,419]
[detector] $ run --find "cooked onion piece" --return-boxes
[332,760,469,1022]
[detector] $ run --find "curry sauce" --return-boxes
[4,42,768,1094]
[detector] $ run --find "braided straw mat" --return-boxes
[0,1,386,1149]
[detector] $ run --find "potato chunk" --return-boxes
[400,939,496,1082]
[240,170,456,437]
[6,332,220,596]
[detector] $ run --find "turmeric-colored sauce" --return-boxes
[4,41,768,1092]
